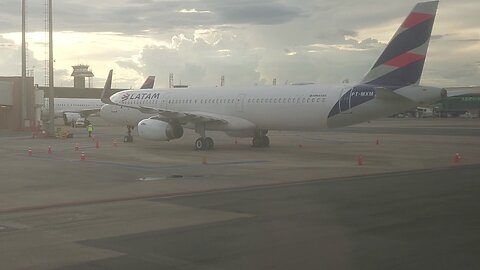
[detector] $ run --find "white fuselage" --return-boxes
[101,84,443,134]
[42,98,104,118]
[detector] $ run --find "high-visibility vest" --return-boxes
[87,125,93,132]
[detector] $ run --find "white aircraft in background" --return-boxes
[100,2,460,151]
[42,76,155,126]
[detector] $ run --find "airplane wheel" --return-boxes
[252,136,263,148]
[205,137,214,150]
[262,136,270,147]
[124,135,133,143]
[195,138,206,151]
[252,136,269,148]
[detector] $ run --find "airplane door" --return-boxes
[338,87,352,113]
[235,94,246,112]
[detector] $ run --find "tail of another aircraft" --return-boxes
[140,76,155,89]
[100,69,114,104]
[361,1,439,88]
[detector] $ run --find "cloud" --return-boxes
[178,9,212,14]
[0,0,479,88]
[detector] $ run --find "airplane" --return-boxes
[42,75,155,126]
[101,1,453,151]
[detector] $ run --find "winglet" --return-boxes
[140,76,155,89]
[100,69,115,104]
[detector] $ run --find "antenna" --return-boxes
[169,73,173,88]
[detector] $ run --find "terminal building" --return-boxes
[0,77,42,130]
[0,65,122,131]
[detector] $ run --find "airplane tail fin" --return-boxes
[361,1,439,88]
[140,76,155,89]
[100,70,115,104]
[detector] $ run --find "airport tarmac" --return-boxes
[0,117,479,269]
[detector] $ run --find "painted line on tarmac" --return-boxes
[78,159,270,172]
[1,164,478,215]
[12,151,269,172]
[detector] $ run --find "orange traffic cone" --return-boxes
[80,152,86,161]
[453,153,461,163]
[357,155,364,166]
[28,147,32,157]
[48,145,52,154]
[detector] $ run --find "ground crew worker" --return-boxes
[87,123,93,137]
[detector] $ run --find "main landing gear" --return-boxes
[252,130,270,148]
[195,137,214,151]
[124,125,134,143]
[194,123,214,151]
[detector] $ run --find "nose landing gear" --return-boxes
[124,125,134,143]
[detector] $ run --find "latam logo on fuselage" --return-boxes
[121,92,161,102]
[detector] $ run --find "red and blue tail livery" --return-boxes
[361,1,438,88]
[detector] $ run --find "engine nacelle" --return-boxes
[63,112,81,125]
[137,119,184,141]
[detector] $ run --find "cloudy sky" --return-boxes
[0,0,479,89]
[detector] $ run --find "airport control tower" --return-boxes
[71,64,94,88]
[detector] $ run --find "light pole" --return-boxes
[21,0,27,129]
[48,0,55,136]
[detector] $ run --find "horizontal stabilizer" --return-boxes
[374,87,412,101]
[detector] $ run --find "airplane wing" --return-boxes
[445,86,480,97]
[64,108,100,117]
[138,106,228,124]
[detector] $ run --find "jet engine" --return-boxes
[63,112,81,126]
[137,118,184,141]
